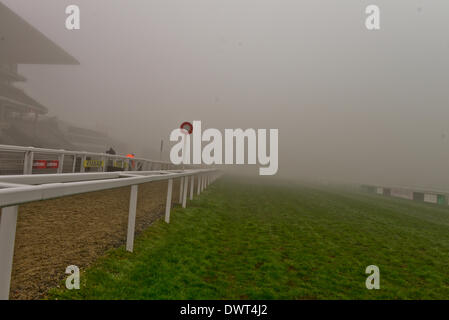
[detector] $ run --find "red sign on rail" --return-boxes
[32,160,59,169]
[46,160,59,169]
[32,160,47,169]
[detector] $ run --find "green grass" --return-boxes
[48,177,449,299]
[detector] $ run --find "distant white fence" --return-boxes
[361,184,449,205]
[0,168,221,300]
[0,144,183,175]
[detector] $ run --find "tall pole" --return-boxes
[159,139,164,161]
[182,132,187,170]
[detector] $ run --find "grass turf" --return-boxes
[48,177,449,299]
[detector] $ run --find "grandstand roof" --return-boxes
[0,2,79,65]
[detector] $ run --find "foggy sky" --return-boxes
[3,0,449,189]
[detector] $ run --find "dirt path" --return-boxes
[9,179,184,300]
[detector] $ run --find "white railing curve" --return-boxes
[0,168,221,300]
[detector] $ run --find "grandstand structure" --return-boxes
[0,2,123,151]
[0,2,128,172]
[0,1,78,133]
[62,123,121,153]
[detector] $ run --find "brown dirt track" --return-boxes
[9,179,185,300]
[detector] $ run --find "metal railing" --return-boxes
[0,168,221,300]
[0,144,182,175]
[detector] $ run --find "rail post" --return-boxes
[72,155,77,173]
[179,177,184,204]
[182,176,188,208]
[165,179,173,223]
[197,174,201,195]
[23,151,33,174]
[102,156,107,172]
[80,155,86,173]
[57,154,64,174]
[190,174,194,200]
[0,205,18,300]
[126,185,138,252]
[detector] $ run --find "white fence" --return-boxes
[361,184,449,205]
[0,168,221,300]
[0,144,182,175]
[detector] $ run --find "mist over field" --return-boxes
[3,0,449,189]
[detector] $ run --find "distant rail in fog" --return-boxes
[0,144,190,175]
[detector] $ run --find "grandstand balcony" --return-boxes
[0,1,80,150]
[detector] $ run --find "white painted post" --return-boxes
[182,176,188,208]
[28,151,33,174]
[23,151,33,174]
[72,155,77,173]
[57,154,64,174]
[190,175,194,200]
[165,179,173,223]
[197,175,201,195]
[80,155,86,173]
[102,156,107,172]
[126,185,138,252]
[0,206,19,300]
[179,177,184,204]
[22,152,27,174]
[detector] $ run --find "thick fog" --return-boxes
[3,0,449,189]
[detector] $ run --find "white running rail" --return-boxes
[0,168,221,300]
[0,144,184,175]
